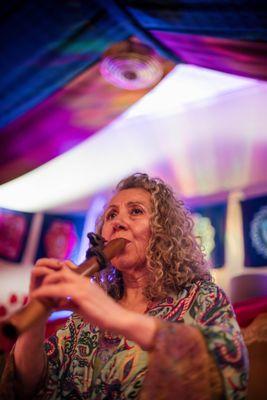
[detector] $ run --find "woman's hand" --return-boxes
[31,267,130,329]
[31,268,157,349]
[28,258,77,310]
[29,258,77,295]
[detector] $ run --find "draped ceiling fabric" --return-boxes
[0,0,267,184]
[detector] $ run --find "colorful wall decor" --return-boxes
[241,195,267,267]
[35,213,86,264]
[191,203,227,268]
[0,208,33,263]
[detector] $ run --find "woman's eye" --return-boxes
[130,207,143,216]
[106,211,117,220]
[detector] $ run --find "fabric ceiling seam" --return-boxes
[99,0,182,64]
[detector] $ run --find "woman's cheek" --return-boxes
[101,224,110,241]
[112,247,138,269]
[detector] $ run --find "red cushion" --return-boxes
[233,296,267,327]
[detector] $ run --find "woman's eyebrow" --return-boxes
[127,201,150,210]
[127,201,145,206]
[105,204,118,211]
[105,200,150,211]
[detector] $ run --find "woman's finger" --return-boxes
[61,260,77,271]
[30,260,78,291]
[35,258,77,271]
[42,267,80,286]
[35,258,64,269]
[32,283,75,301]
[30,266,62,292]
[31,266,61,278]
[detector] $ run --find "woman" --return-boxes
[1,173,248,399]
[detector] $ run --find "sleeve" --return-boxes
[0,345,47,400]
[140,282,249,400]
[0,315,79,400]
[191,283,249,399]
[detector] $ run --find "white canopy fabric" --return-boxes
[0,65,266,212]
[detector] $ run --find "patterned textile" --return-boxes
[33,281,248,399]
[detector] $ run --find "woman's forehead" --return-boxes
[108,188,151,207]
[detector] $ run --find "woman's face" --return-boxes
[101,188,152,272]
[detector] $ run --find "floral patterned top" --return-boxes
[31,280,249,400]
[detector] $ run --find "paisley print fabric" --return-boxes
[142,282,248,399]
[0,281,248,399]
[34,281,248,399]
[184,282,249,398]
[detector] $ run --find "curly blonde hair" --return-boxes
[96,173,211,301]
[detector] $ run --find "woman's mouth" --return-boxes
[110,234,131,243]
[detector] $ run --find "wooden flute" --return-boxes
[0,237,128,340]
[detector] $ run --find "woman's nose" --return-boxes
[111,216,127,232]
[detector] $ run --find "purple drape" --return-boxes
[152,31,267,81]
